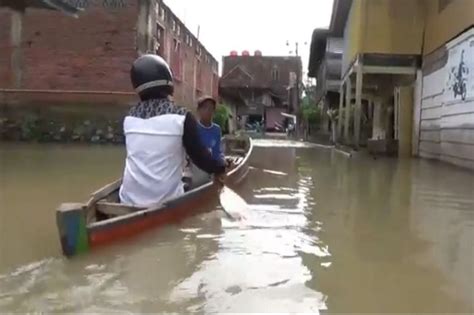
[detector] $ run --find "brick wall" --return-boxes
[0,1,137,92]
[179,38,197,108]
[0,0,219,110]
[154,0,219,108]
[0,9,12,87]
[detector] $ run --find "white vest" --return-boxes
[119,114,186,207]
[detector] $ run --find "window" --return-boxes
[196,45,202,57]
[159,7,165,20]
[212,73,219,98]
[174,39,181,52]
[155,2,159,18]
[156,26,162,39]
[271,67,280,81]
[171,38,183,80]
[102,0,126,8]
[155,25,164,56]
[172,19,176,32]
[154,39,160,55]
[177,25,181,36]
[68,0,89,8]
[196,60,203,91]
[185,33,193,47]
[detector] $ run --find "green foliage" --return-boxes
[21,113,41,141]
[213,104,231,134]
[300,96,321,126]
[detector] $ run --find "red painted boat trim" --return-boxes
[89,188,215,248]
[86,139,253,251]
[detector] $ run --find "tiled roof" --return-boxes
[221,55,301,93]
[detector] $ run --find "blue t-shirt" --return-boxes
[197,122,224,162]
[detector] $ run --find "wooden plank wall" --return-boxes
[419,28,474,169]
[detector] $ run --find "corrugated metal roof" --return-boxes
[308,0,352,77]
[308,29,330,77]
[329,0,352,37]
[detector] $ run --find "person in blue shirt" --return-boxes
[196,96,225,162]
[186,96,226,188]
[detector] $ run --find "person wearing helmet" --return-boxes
[119,54,226,207]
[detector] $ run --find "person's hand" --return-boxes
[225,158,234,170]
[214,173,226,187]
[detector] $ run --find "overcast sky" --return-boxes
[164,0,334,76]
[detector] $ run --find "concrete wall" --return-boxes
[342,0,364,75]
[362,0,425,55]
[341,0,474,73]
[342,0,425,76]
[397,86,414,157]
[0,92,130,142]
[423,0,474,55]
[417,28,474,169]
[413,70,423,155]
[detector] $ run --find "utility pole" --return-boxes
[286,41,305,137]
[295,42,300,114]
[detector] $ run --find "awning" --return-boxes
[281,112,297,124]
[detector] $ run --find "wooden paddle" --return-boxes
[218,185,248,221]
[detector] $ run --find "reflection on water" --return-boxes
[0,141,473,313]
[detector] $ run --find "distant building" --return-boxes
[0,0,218,108]
[220,53,302,132]
[308,29,343,134]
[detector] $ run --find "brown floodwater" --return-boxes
[0,140,473,313]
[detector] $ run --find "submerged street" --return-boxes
[0,139,473,313]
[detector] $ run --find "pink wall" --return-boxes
[265,107,285,130]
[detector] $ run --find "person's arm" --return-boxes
[214,126,226,163]
[182,112,225,174]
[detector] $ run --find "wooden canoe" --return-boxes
[56,136,253,257]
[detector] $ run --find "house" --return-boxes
[308,28,343,134]
[220,52,302,132]
[0,0,218,108]
[321,0,474,169]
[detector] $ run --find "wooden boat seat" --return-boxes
[227,156,243,166]
[96,201,144,217]
[230,148,246,154]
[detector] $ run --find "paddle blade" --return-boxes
[219,186,248,221]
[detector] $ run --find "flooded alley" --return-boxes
[0,140,473,313]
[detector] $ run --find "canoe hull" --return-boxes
[56,136,252,257]
[88,183,217,249]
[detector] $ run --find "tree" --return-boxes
[213,104,231,134]
[300,97,321,127]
